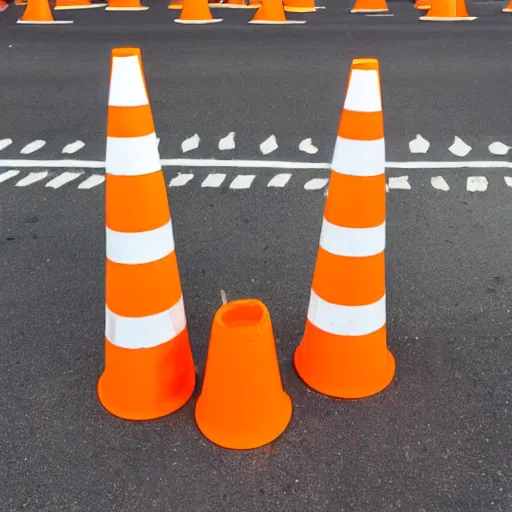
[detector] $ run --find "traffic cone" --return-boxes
[17,0,74,22]
[97,47,196,421]
[195,299,292,450]
[294,58,395,400]
[175,0,222,23]
[419,0,475,20]
[249,0,305,23]
[414,0,430,9]
[504,0,512,11]
[55,0,106,9]
[351,0,389,13]
[283,0,316,12]
[0,0,8,11]
[106,0,148,10]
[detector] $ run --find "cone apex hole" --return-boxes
[221,302,264,328]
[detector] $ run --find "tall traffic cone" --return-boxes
[195,299,292,450]
[97,48,196,421]
[419,0,475,20]
[17,0,74,22]
[351,0,388,13]
[55,0,106,9]
[106,0,148,10]
[294,58,395,400]
[175,0,222,23]
[250,0,305,23]
[504,0,512,11]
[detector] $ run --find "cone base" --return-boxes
[105,5,149,9]
[351,8,389,12]
[195,392,292,450]
[249,19,306,23]
[55,3,107,9]
[17,19,74,23]
[419,15,476,20]
[284,6,317,12]
[503,7,512,11]
[174,17,223,22]
[168,4,182,7]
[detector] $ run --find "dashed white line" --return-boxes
[62,141,85,155]
[267,173,292,187]
[0,139,13,151]
[0,169,20,182]
[15,171,49,186]
[218,132,236,151]
[388,176,411,190]
[230,175,255,189]
[260,135,278,155]
[299,138,319,155]
[202,173,226,187]
[77,174,105,189]
[409,134,430,154]
[45,171,83,189]
[431,176,450,191]
[488,141,510,156]
[467,176,488,192]
[304,178,328,190]
[20,140,46,155]
[504,176,512,187]
[182,134,200,153]
[169,174,194,187]
[449,136,472,157]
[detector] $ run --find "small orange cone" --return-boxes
[55,0,106,9]
[17,0,73,22]
[175,0,222,23]
[106,0,148,10]
[294,58,395,400]
[504,0,512,12]
[351,0,389,13]
[250,0,305,23]
[414,0,430,9]
[97,48,196,421]
[420,0,475,20]
[283,0,316,12]
[195,299,292,450]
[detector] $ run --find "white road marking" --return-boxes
[0,139,13,151]
[449,136,472,157]
[0,170,20,182]
[431,176,449,191]
[169,174,194,187]
[45,171,83,189]
[389,176,411,189]
[260,135,278,155]
[218,132,236,151]
[267,173,292,187]
[62,141,85,154]
[504,176,512,187]
[488,141,510,155]
[202,173,226,187]
[20,140,46,155]
[299,138,318,155]
[304,178,328,190]
[230,175,255,189]
[181,134,200,153]
[467,176,488,192]
[15,171,49,186]
[409,134,430,154]
[77,174,105,189]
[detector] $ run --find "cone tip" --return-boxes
[216,299,269,329]
[112,47,142,59]
[351,58,379,71]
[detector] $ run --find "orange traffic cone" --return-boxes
[250,0,305,23]
[414,0,430,9]
[97,47,196,421]
[175,0,222,23]
[17,0,73,22]
[55,0,106,9]
[294,58,395,400]
[195,299,292,450]
[504,0,512,11]
[420,0,475,20]
[351,0,388,13]
[283,0,316,12]
[106,0,148,10]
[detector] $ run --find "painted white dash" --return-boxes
[449,136,472,157]
[169,174,194,187]
[230,175,255,189]
[62,140,85,155]
[431,176,449,191]
[267,173,292,187]
[488,141,510,156]
[181,134,200,153]
[260,135,278,155]
[304,178,328,190]
[0,138,13,151]
[409,134,430,154]
[21,140,46,155]
[467,176,488,192]
[45,171,83,189]
[0,170,20,183]
[77,174,105,189]
[218,132,235,151]
[388,176,411,190]
[504,176,512,187]
[202,173,226,188]
[299,138,318,155]
[15,171,49,187]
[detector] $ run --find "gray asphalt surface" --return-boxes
[1,2,512,511]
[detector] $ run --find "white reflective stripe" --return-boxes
[343,69,382,112]
[106,133,161,176]
[106,296,187,349]
[332,137,385,177]
[109,55,149,107]
[319,218,385,257]
[106,220,175,265]
[307,291,386,336]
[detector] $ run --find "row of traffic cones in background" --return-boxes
[97,47,396,449]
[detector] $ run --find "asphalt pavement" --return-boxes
[1,1,512,511]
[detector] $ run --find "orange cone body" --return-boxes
[106,0,148,10]
[97,48,196,421]
[250,0,304,22]
[55,0,106,8]
[175,0,222,23]
[294,58,395,400]
[195,300,292,450]
[18,0,72,23]
[414,0,430,9]
[283,0,315,12]
[420,0,475,19]
[351,0,388,13]
[503,0,512,11]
